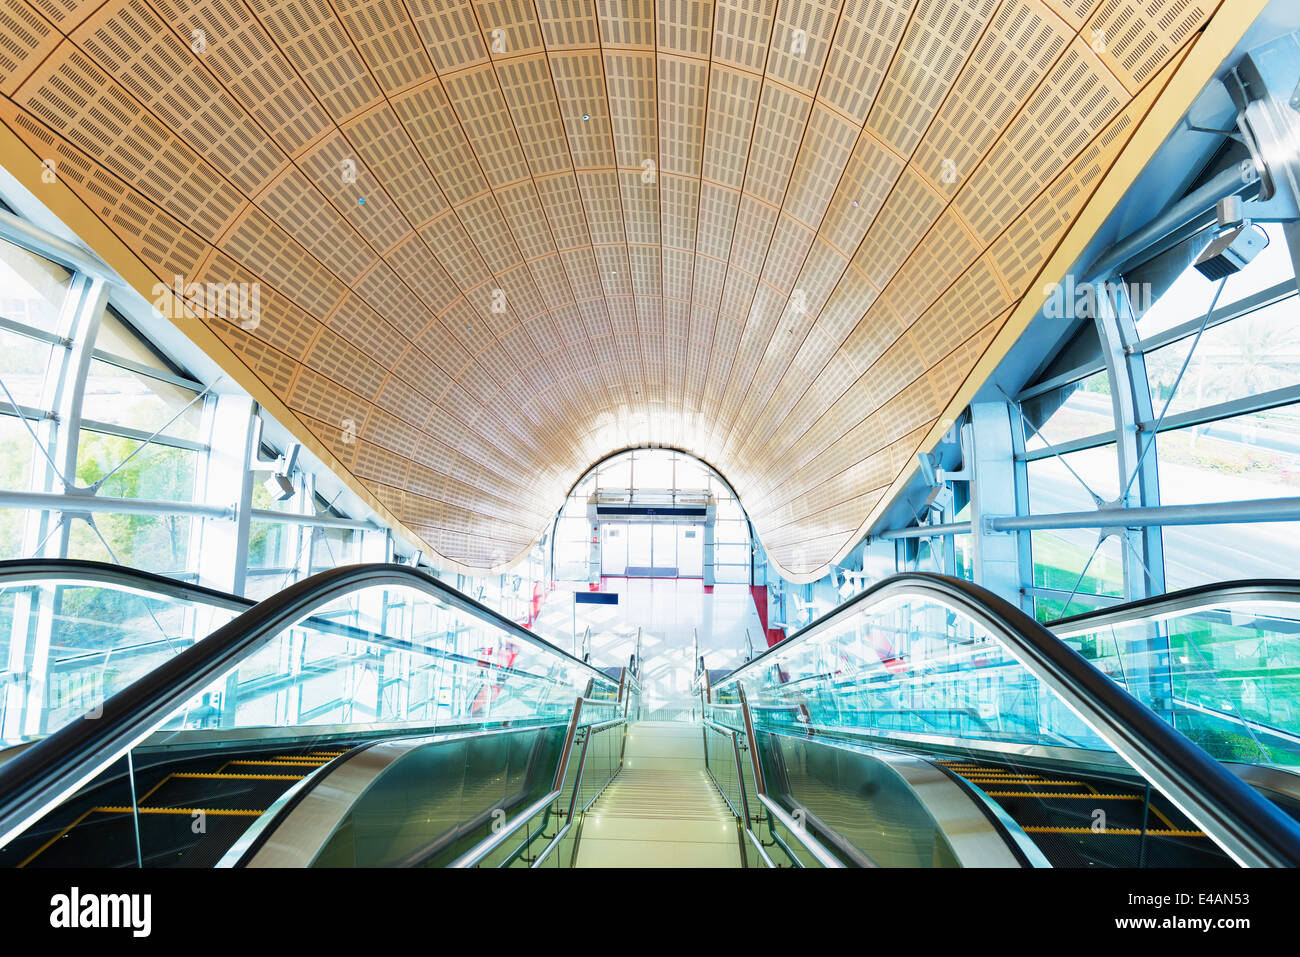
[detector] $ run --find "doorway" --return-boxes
[602,522,703,578]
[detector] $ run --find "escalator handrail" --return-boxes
[0,557,256,610]
[0,562,615,850]
[1047,578,1300,633]
[712,571,1300,867]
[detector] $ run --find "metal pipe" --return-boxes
[249,508,378,531]
[448,788,563,868]
[878,496,1300,540]
[738,686,765,797]
[876,522,972,540]
[1084,164,1257,282]
[0,489,234,519]
[989,496,1300,532]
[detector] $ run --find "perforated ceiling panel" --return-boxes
[0,0,1230,576]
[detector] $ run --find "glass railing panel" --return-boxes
[714,593,1108,752]
[711,590,1241,868]
[1054,599,1300,768]
[0,579,239,746]
[761,731,958,867]
[308,726,568,867]
[139,584,613,741]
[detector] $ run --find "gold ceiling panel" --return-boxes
[0,0,1240,578]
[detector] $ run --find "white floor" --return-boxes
[532,578,764,715]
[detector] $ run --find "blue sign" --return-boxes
[574,592,619,606]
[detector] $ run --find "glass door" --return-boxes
[651,524,677,576]
[600,523,626,576]
[626,523,653,576]
[677,525,703,577]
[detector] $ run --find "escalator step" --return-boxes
[1022,825,1205,837]
[981,791,1142,800]
[95,806,264,817]
[20,808,261,868]
[140,773,303,810]
[1017,829,1227,868]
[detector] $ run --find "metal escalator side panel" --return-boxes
[239,724,568,867]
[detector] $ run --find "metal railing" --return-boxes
[448,694,629,868]
[701,693,844,869]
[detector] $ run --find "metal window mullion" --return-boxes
[11,275,103,742]
[1116,284,1166,600]
[1014,357,1108,403]
[87,347,203,393]
[1093,284,1164,601]
[1131,278,1297,354]
[76,418,208,453]
[1008,398,1035,615]
[1018,428,1120,461]
[45,276,107,574]
[0,316,67,347]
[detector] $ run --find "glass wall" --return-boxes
[546,448,755,584]
[0,207,400,600]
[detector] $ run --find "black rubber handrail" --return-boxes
[0,562,614,850]
[0,557,256,609]
[713,571,1300,867]
[1048,578,1300,630]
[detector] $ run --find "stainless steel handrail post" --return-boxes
[738,685,765,796]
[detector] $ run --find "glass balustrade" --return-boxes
[1053,595,1300,768]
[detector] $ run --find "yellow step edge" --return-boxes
[983,792,1142,800]
[92,806,265,817]
[163,772,303,781]
[1022,825,1206,837]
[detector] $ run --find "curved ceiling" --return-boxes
[0,0,1236,577]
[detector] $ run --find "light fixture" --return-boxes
[1193,222,1268,279]
[249,418,300,502]
[263,471,294,501]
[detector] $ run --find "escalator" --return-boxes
[0,559,631,868]
[932,758,1222,867]
[3,560,1300,868]
[9,745,348,868]
[700,573,1300,868]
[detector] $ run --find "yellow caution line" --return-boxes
[165,772,302,781]
[962,778,1085,786]
[17,808,96,868]
[93,806,264,817]
[226,759,329,767]
[1149,805,1178,830]
[983,792,1142,800]
[1022,825,1206,837]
